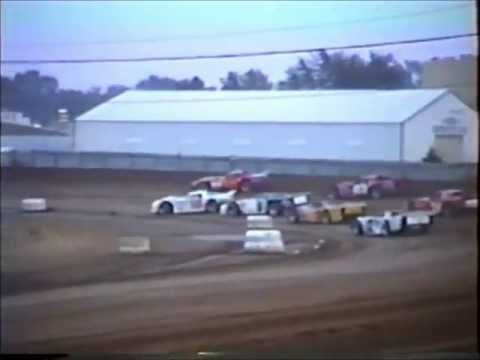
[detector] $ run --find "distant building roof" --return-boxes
[76,89,450,124]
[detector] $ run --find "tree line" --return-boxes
[1,50,423,126]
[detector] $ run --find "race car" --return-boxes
[334,174,404,200]
[219,192,299,217]
[283,193,367,224]
[191,169,269,193]
[151,189,236,215]
[351,210,433,237]
[407,189,478,217]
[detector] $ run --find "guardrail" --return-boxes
[1,150,477,181]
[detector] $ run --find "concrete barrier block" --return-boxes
[246,215,274,229]
[21,198,47,212]
[118,236,151,254]
[243,229,285,254]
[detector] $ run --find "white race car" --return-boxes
[151,190,236,215]
[351,210,433,237]
[220,192,297,217]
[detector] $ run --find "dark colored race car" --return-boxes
[334,174,405,200]
[191,169,269,193]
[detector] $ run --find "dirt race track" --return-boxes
[1,168,478,356]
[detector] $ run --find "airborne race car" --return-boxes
[334,174,405,200]
[351,210,433,237]
[219,192,300,217]
[191,169,269,193]
[151,190,236,215]
[284,193,367,224]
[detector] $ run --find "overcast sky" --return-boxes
[1,0,477,91]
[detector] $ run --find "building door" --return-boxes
[433,135,464,163]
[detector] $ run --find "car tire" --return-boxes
[320,211,331,224]
[158,202,173,215]
[227,202,240,216]
[286,211,299,224]
[351,220,363,236]
[442,205,455,217]
[205,200,219,213]
[238,180,252,193]
[267,203,282,217]
[406,200,414,211]
[382,221,391,236]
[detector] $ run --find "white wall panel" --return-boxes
[75,122,400,161]
[403,93,478,163]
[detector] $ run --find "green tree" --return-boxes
[278,51,414,90]
[221,69,272,90]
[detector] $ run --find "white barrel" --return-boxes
[246,215,274,229]
[244,229,285,254]
[21,198,47,212]
[118,236,151,254]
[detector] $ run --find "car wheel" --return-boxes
[205,200,219,213]
[227,202,240,216]
[406,200,414,211]
[382,221,391,236]
[420,224,430,234]
[351,220,363,236]
[442,205,454,217]
[239,180,252,193]
[399,217,407,234]
[158,202,173,215]
[286,210,299,224]
[267,203,282,217]
[320,211,331,224]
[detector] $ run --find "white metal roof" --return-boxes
[76,89,449,124]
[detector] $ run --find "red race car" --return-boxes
[191,169,270,193]
[334,174,405,200]
[407,189,478,217]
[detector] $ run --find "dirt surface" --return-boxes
[1,168,478,356]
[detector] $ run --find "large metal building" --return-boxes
[75,89,478,163]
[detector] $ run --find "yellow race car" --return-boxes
[283,193,366,224]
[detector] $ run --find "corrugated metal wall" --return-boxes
[74,122,401,161]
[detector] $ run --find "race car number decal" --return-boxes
[352,183,368,195]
